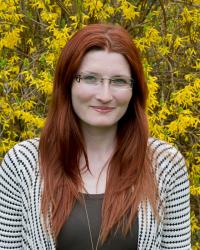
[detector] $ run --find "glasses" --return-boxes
[74,73,134,90]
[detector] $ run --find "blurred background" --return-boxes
[0,0,199,248]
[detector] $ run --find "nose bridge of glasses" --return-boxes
[100,77,112,86]
[96,77,114,101]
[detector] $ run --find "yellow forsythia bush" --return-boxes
[0,0,199,247]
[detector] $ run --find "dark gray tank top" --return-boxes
[57,193,138,250]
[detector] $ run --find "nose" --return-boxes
[95,81,113,103]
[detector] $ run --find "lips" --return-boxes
[91,106,115,113]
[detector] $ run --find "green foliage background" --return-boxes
[0,0,199,247]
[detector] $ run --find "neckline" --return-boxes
[81,192,104,199]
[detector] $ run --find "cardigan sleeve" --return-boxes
[0,145,23,249]
[161,150,191,249]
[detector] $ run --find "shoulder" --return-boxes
[5,138,39,162]
[148,137,181,157]
[147,137,189,191]
[148,137,185,167]
[12,138,40,158]
[1,138,40,176]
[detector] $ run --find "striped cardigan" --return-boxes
[0,138,191,249]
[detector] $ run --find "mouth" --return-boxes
[90,106,115,113]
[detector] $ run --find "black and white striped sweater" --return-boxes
[0,138,191,249]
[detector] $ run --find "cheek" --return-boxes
[71,86,94,117]
[118,91,132,107]
[71,86,92,104]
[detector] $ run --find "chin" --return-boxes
[82,121,117,129]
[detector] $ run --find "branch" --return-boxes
[55,0,70,15]
[24,16,48,28]
[158,0,167,35]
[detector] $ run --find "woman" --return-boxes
[0,24,191,249]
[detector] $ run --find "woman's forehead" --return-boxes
[77,50,131,77]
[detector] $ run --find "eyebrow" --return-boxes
[111,75,131,78]
[82,71,99,75]
[80,71,131,78]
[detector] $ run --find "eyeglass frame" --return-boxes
[74,73,135,89]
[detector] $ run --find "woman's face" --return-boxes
[71,50,133,130]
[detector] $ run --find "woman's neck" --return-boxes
[80,123,117,175]
[79,124,117,194]
[82,124,116,154]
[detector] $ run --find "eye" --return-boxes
[82,74,98,84]
[111,78,128,85]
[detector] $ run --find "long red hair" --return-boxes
[39,23,159,243]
